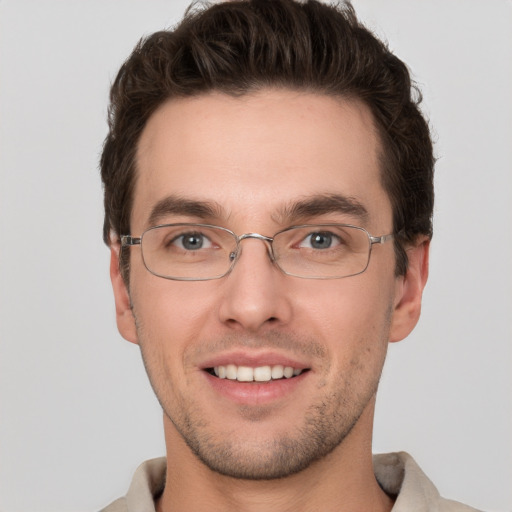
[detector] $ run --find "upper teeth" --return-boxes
[213,364,303,382]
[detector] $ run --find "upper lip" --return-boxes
[200,351,311,370]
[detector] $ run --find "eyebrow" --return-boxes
[147,195,226,227]
[146,192,369,229]
[275,193,369,225]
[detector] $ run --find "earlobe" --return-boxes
[389,238,430,343]
[110,242,138,344]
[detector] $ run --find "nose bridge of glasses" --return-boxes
[230,232,275,262]
[238,232,273,243]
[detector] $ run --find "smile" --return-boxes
[209,364,306,382]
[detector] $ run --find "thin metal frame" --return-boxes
[121,223,394,281]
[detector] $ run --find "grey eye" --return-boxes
[300,232,338,250]
[174,233,212,250]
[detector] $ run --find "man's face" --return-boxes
[112,90,423,479]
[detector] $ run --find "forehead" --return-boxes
[133,90,391,231]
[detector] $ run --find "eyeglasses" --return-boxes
[121,223,394,281]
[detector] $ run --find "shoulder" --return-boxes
[439,498,483,512]
[374,452,482,512]
[99,457,166,512]
[99,497,127,512]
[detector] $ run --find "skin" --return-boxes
[110,89,429,512]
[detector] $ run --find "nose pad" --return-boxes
[234,233,275,264]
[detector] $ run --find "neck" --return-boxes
[156,403,394,512]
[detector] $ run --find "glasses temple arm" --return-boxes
[369,233,394,245]
[120,235,142,246]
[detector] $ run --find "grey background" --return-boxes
[0,1,510,510]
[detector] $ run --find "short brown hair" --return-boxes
[100,0,434,278]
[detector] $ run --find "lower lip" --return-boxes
[203,371,308,405]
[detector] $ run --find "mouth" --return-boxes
[205,364,309,383]
[201,355,311,405]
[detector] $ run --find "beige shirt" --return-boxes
[101,452,481,512]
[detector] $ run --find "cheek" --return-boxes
[129,281,213,403]
[130,276,219,355]
[295,277,393,332]
[291,278,394,373]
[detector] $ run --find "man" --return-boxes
[100,1,478,510]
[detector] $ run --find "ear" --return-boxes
[110,241,138,344]
[389,237,430,343]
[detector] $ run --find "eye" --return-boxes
[172,232,213,251]
[299,231,340,250]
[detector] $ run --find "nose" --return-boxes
[218,237,292,332]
